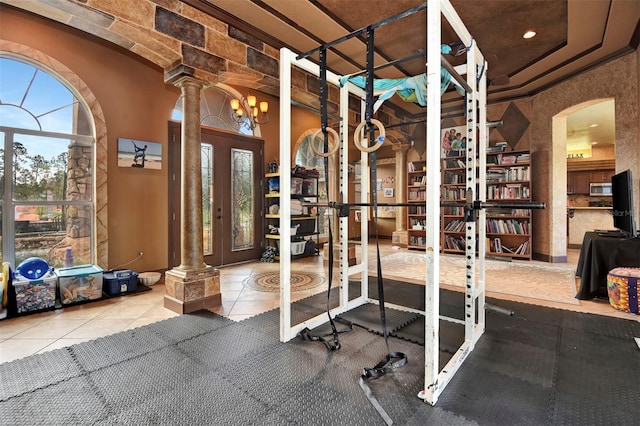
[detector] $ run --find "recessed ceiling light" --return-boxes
[590,123,599,128]
[523,30,536,39]
[591,141,598,145]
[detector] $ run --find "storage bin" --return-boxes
[291,178,303,195]
[12,270,57,313]
[103,270,138,295]
[276,240,306,256]
[56,264,104,305]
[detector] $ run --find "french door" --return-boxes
[168,122,263,267]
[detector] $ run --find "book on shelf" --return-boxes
[443,158,464,169]
[445,219,465,232]
[500,154,517,164]
[486,208,531,217]
[444,234,465,251]
[487,142,508,152]
[501,245,515,254]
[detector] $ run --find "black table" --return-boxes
[575,231,640,299]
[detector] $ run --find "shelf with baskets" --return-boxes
[407,161,427,250]
[264,170,320,261]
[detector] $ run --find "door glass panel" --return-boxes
[231,148,254,251]
[201,144,213,255]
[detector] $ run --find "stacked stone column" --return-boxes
[163,72,221,314]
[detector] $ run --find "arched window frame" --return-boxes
[0,42,107,268]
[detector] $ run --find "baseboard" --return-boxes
[532,252,568,263]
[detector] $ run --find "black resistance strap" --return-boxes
[358,28,407,426]
[299,46,352,351]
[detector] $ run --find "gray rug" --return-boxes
[371,252,580,305]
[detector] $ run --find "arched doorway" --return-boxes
[168,86,265,267]
[552,98,615,249]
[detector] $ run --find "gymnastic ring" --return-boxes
[310,127,340,157]
[353,119,386,153]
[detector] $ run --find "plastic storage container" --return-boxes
[56,264,104,305]
[291,177,303,195]
[103,270,138,295]
[12,270,57,313]
[276,240,306,256]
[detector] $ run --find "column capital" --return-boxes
[165,64,210,89]
[392,142,411,153]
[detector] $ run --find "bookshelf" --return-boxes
[484,150,532,259]
[441,154,467,254]
[440,149,532,260]
[407,160,427,249]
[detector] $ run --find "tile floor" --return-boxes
[1,243,637,365]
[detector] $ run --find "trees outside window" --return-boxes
[0,57,95,268]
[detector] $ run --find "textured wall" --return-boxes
[531,50,639,260]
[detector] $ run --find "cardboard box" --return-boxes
[103,270,138,295]
[12,271,57,313]
[56,265,104,305]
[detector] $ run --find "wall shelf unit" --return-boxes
[264,171,320,260]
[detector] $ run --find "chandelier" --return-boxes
[230,94,269,130]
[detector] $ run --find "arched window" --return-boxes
[171,86,254,135]
[0,56,96,268]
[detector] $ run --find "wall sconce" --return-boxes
[230,94,269,130]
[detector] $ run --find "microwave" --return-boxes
[589,182,612,196]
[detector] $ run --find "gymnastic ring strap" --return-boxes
[353,119,386,153]
[362,351,408,379]
[310,127,340,157]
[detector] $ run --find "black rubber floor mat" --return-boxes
[350,277,466,318]
[436,359,554,425]
[561,310,640,339]
[391,316,465,354]
[333,303,420,335]
[3,283,640,425]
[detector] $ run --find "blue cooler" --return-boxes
[103,270,138,295]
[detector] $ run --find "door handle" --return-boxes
[216,215,223,219]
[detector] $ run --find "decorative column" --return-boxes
[392,143,410,247]
[163,69,221,314]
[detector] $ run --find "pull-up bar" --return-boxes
[296,3,428,60]
[341,51,426,80]
[441,55,472,93]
